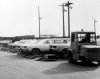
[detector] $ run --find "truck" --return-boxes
[64,31,100,65]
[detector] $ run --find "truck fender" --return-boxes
[67,49,73,53]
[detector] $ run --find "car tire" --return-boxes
[32,48,40,56]
[62,49,68,57]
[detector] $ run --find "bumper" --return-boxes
[50,49,58,54]
[86,48,100,61]
[49,49,64,57]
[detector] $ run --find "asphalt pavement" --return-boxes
[0,51,100,79]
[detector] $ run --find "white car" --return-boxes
[19,39,55,56]
[15,39,38,55]
[20,38,70,56]
[49,39,71,56]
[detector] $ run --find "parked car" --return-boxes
[18,39,38,56]
[21,39,54,56]
[49,39,71,57]
[20,38,70,56]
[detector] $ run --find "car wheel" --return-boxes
[17,49,22,56]
[62,49,68,57]
[32,48,40,56]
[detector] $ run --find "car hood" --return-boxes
[26,44,46,48]
[20,43,35,46]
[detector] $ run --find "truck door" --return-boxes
[71,33,78,54]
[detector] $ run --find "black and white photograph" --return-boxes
[0,0,100,79]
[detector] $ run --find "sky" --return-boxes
[0,0,100,37]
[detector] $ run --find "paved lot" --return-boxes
[0,51,100,79]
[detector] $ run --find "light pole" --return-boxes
[64,1,73,38]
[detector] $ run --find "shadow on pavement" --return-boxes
[3,52,67,61]
[35,56,67,61]
[43,62,98,75]
[4,54,30,60]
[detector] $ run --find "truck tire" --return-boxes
[81,56,86,63]
[97,60,100,66]
[67,51,76,63]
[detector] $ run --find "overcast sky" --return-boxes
[0,0,99,37]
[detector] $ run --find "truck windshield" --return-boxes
[78,33,96,43]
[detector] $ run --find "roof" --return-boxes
[71,31,95,34]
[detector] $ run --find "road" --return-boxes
[0,51,100,79]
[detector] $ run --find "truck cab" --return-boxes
[67,31,100,65]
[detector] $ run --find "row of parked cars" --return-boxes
[9,38,70,58]
[7,32,100,65]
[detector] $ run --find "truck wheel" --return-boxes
[32,48,40,56]
[97,60,100,66]
[81,57,86,63]
[62,49,68,57]
[68,57,76,63]
[67,51,76,63]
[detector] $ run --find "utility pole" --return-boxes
[59,4,67,37]
[94,19,97,44]
[38,6,42,38]
[94,19,97,36]
[65,1,73,38]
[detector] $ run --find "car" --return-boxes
[49,38,70,57]
[23,39,54,56]
[19,38,70,57]
[18,39,38,56]
[19,39,54,57]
